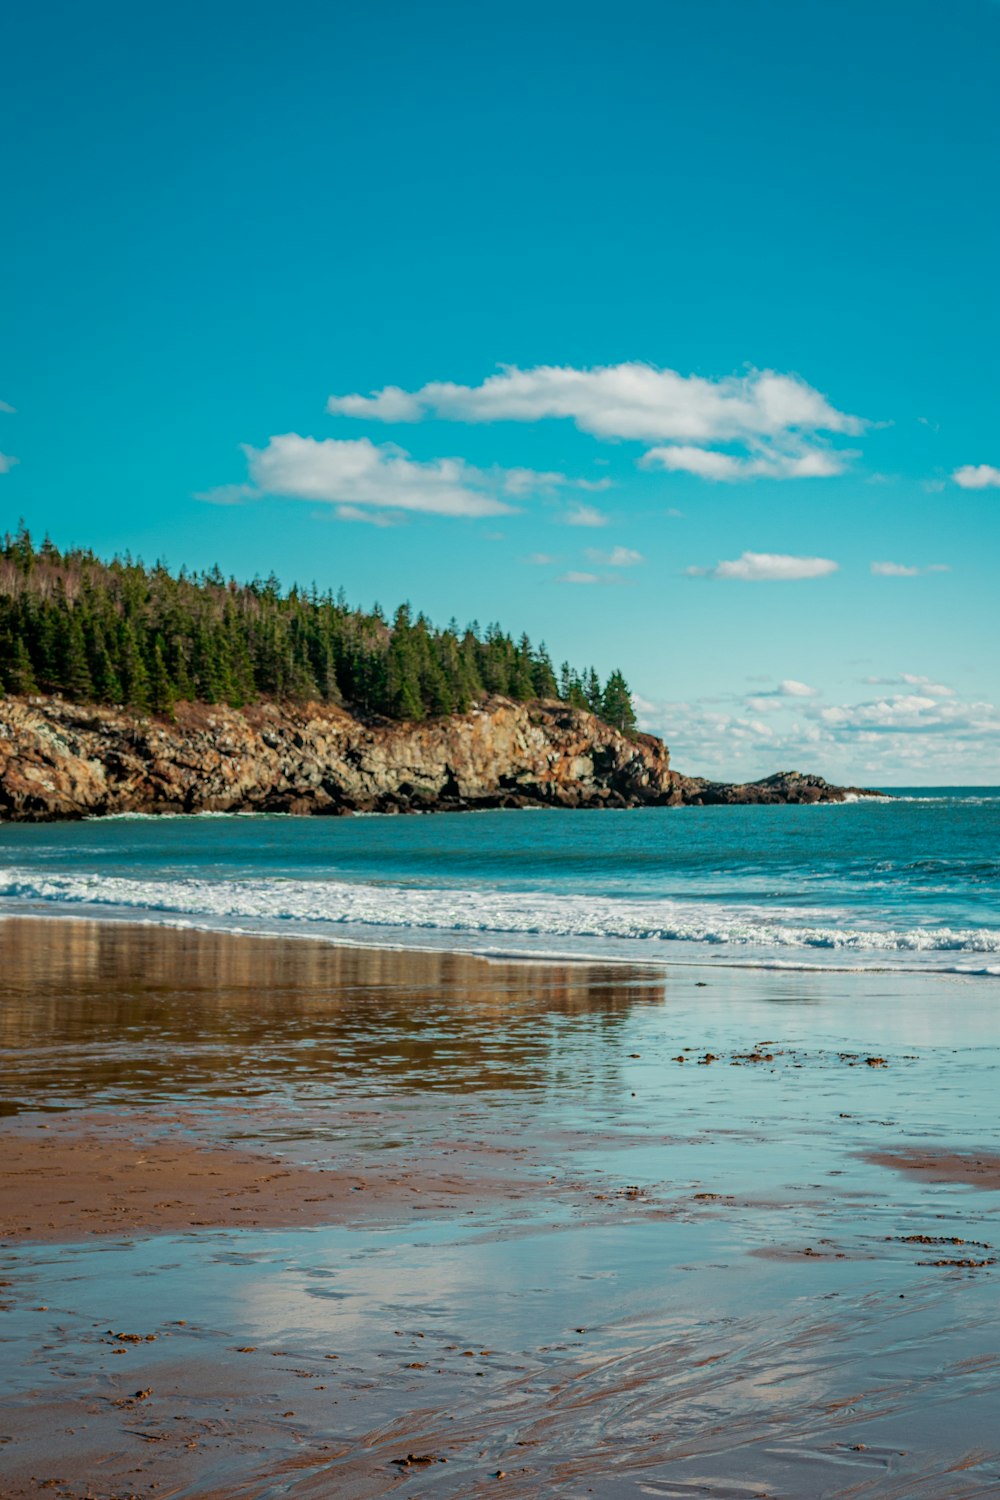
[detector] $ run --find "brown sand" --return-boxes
[864,1149,1000,1190]
[0,1128,521,1243]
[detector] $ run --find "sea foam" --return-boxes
[2,867,998,970]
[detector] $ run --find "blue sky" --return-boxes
[3,0,998,782]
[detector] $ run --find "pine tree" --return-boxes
[36,610,63,692]
[422,655,455,717]
[510,635,536,700]
[385,604,424,719]
[118,621,149,711]
[148,640,175,717]
[531,642,558,700]
[386,636,424,720]
[601,670,637,735]
[0,529,639,731]
[62,612,94,701]
[87,626,123,703]
[1,636,38,694]
[480,623,512,695]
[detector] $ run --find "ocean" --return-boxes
[1,788,998,974]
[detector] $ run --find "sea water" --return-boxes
[2,790,998,974]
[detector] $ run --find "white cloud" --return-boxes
[863,673,954,699]
[635,685,1000,784]
[819,694,938,727]
[900,673,953,696]
[746,680,818,713]
[641,443,847,482]
[871,561,951,577]
[744,696,788,714]
[500,466,610,497]
[326,385,424,423]
[328,362,862,483]
[635,694,791,776]
[556,570,627,587]
[563,503,609,528]
[585,546,643,567]
[333,504,396,527]
[328,362,864,445]
[953,463,1000,490]
[195,481,258,506]
[245,435,512,517]
[199,434,606,520]
[0,394,19,473]
[817,694,1000,736]
[687,551,839,581]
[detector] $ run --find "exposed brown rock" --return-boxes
[668,768,881,805]
[0,695,880,821]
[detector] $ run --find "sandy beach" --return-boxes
[2,916,1000,1498]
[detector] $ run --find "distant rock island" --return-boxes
[0,695,881,821]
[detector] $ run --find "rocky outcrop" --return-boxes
[668,769,880,805]
[0,696,880,821]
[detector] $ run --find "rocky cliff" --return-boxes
[0,696,878,821]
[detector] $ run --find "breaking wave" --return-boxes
[1,868,998,973]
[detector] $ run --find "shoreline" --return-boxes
[2,904,997,980]
[6,785,997,981]
[0,789,898,821]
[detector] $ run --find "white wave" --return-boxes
[889,794,1000,805]
[1,867,998,961]
[98,809,271,820]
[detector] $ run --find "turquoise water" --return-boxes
[1,789,998,972]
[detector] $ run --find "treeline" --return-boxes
[0,525,637,733]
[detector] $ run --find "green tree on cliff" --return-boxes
[0,524,638,732]
[601,670,637,736]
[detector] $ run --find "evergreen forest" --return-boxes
[0,525,638,733]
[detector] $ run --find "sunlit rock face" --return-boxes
[0,695,875,821]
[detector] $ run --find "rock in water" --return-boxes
[669,769,880,805]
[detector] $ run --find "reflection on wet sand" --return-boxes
[0,917,665,1110]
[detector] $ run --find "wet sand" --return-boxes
[864,1149,1000,1191]
[2,1127,546,1244]
[2,917,1000,1498]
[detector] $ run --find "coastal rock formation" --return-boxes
[0,695,878,821]
[668,769,877,805]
